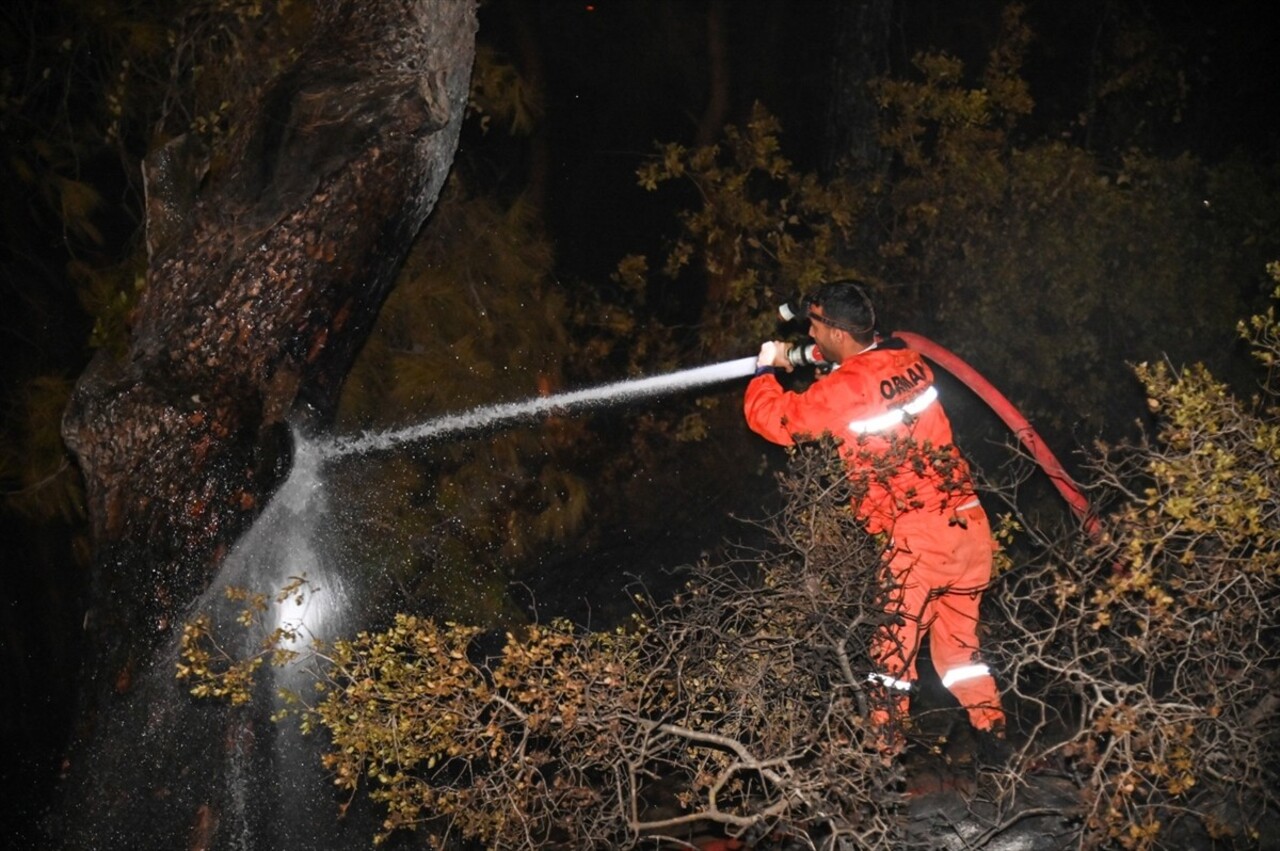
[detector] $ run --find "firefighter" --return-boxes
[743,280,1010,762]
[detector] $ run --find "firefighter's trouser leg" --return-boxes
[872,501,1005,732]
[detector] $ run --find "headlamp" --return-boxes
[777,290,875,336]
[777,295,813,324]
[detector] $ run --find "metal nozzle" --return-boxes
[787,343,821,368]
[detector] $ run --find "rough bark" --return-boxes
[54,0,476,846]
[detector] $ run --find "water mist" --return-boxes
[58,355,759,850]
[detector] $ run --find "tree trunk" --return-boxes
[823,0,893,180]
[694,0,731,148]
[54,1,476,847]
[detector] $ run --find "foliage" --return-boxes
[181,443,909,849]
[469,43,543,136]
[621,104,874,462]
[2,0,316,345]
[628,3,1279,446]
[181,286,1280,849]
[177,577,313,706]
[867,4,1278,434]
[0,0,316,526]
[0,374,85,528]
[2,2,594,625]
[10,0,1278,628]
[990,280,1280,848]
[329,168,592,625]
[635,102,869,360]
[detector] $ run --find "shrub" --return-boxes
[990,281,1280,848]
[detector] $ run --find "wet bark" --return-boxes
[54,0,476,845]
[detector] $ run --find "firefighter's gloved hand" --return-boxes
[757,341,793,373]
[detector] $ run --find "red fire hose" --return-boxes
[892,331,1100,538]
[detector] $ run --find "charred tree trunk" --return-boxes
[54,1,476,847]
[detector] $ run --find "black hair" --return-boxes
[807,280,877,344]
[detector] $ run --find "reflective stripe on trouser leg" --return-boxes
[865,673,912,728]
[884,504,1006,731]
[871,544,928,697]
[866,672,914,692]
[940,664,990,688]
[940,663,1004,731]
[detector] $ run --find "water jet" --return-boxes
[318,355,758,460]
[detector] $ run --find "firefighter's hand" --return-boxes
[756,341,794,372]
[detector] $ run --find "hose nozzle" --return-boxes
[787,343,822,368]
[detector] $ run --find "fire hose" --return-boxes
[784,332,1098,538]
[891,331,1100,539]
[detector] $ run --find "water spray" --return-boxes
[307,297,820,461]
[311,293,1093,531]
[317,355,759,460]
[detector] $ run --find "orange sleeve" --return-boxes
[743,373,797,446]
[744,370,873,447]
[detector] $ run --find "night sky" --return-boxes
[3,0,1279,846]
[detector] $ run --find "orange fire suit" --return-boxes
[743,338,1005,732]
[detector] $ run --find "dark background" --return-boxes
[3,0,1278,846]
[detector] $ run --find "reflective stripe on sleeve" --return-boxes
[866,672,914,692]
[940,664,991,688]
[848,385,939,435]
